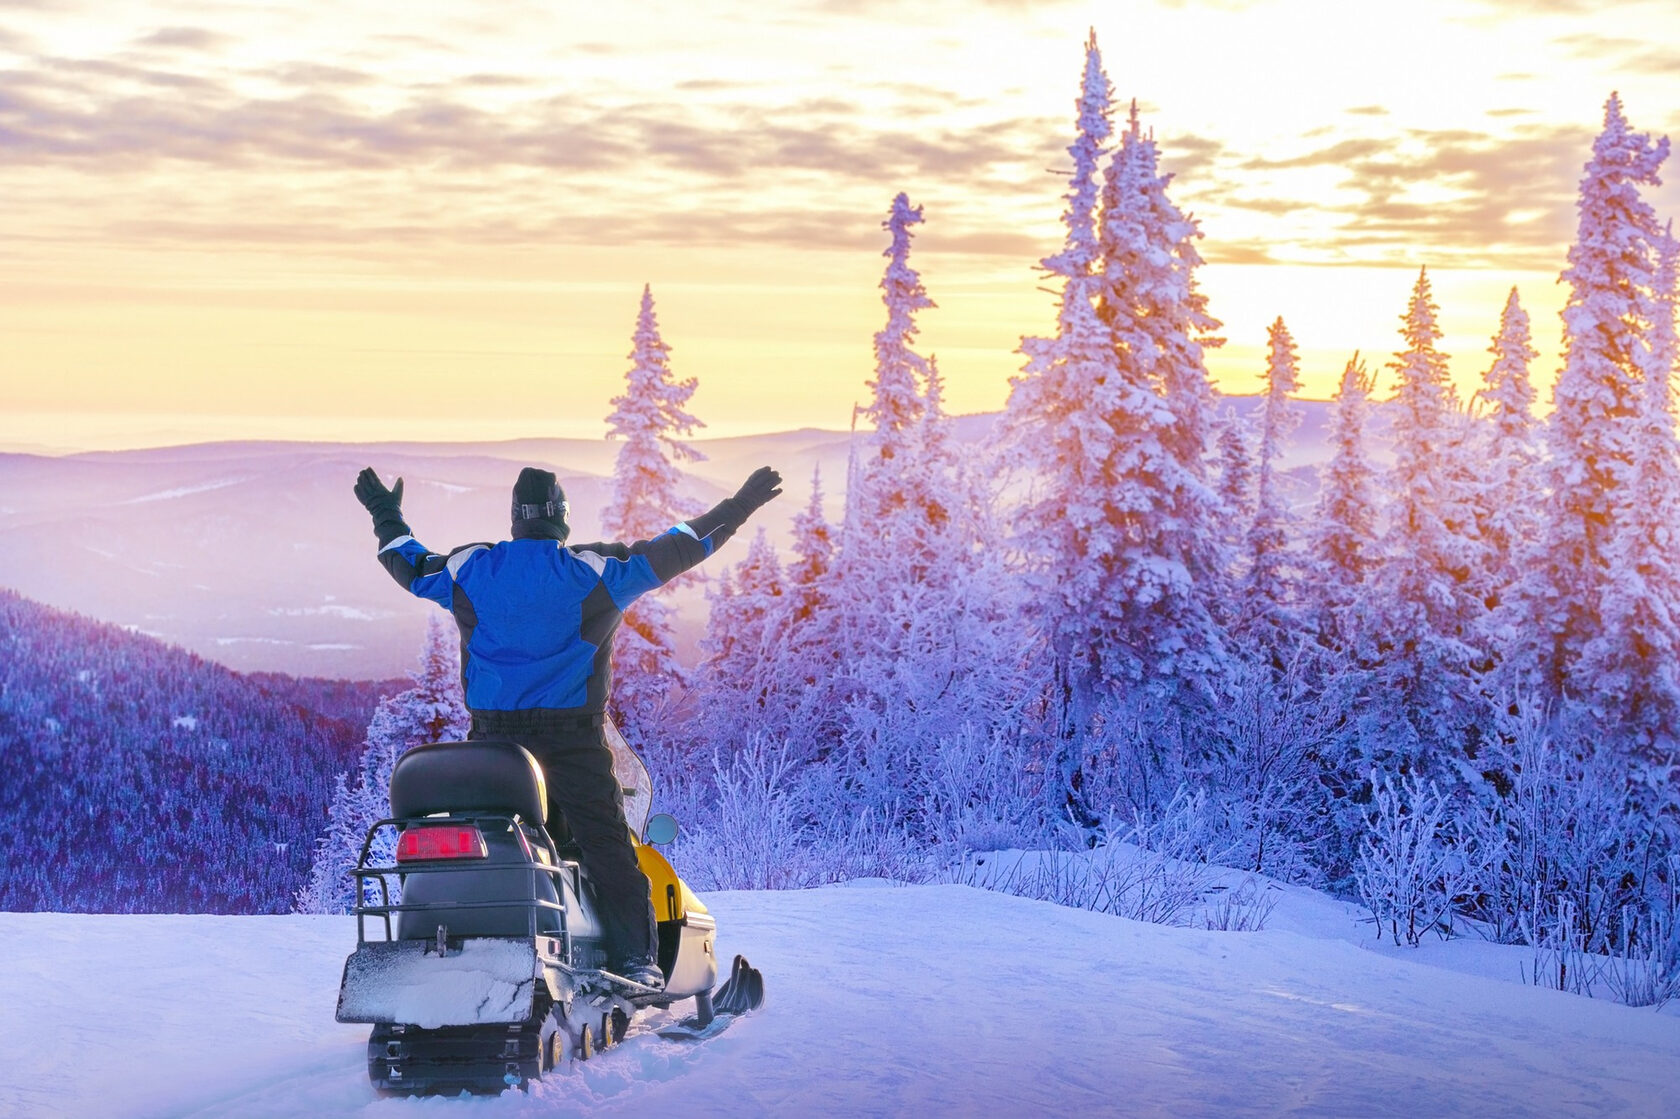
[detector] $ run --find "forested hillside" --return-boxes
[0,589,394,913]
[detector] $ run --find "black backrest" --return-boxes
[389,740,547,824]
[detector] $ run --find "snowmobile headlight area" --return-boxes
[396,825,489,862]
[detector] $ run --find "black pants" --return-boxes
[468,711,657,969]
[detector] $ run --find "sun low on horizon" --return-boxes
[3,0,1679,453]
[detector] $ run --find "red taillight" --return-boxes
[396,825,488,862]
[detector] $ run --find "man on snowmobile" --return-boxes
[353,463,782,991]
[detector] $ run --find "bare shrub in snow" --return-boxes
[1202,875,1281,933]
[961,841,1212,928]
[1523,895,1602,996]
[1355,770,1479,947]
[911,722,1049,855]
[673,737,817,892]
[1466,699,1652,961]
[1600,889,1680,1009]
[1075,666,1336,889]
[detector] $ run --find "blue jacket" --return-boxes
[375,501,744,715]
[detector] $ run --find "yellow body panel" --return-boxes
[633,837,708,922]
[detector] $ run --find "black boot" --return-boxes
[617,959,665,990]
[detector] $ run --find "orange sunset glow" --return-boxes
[4,0,1679,451]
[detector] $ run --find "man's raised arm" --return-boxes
[579,467,783,605]
[354,466,454,607]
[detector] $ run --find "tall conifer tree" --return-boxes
[1003,32,1124,756]
[1526,94,1670,703]
[852,193,935,527]
[1309,354,1377,650]
[1244,316,1304,657]
[1480,288,1539,568]
[835,193,941,692]
[1583,220,1680,751]
[1095,103,1230,690]
[1366,269,1489,765]
[603,285,705,744]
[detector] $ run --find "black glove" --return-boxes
[733,466,783,515]
[354,467,409,545]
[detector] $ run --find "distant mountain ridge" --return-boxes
[0,402,1382,678]
[0,588,395,913]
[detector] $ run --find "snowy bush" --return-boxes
[673,736,818,892]
[1522,895,1600,996]
[906,722,1048,856]
[960,839,1213,928]
[1600,891,1680,1010]
[1071,670,1335,890]
[1201,875,1280,933]
[1464,699,1651,955]
[1355,769,1479,947]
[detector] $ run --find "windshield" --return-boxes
[603,715,652,839]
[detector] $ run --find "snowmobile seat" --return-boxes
[389,739,547,826]
[389,740,563,940]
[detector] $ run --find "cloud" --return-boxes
[814,0,1078,11]
[1243,138,1392,171]
[267,62,378,89]
[1157,132,1226,180]
[130,27,232,53]
[1553,32,1677,75]
[1194,122,1597,269]
[0,55,1064,189]
[1462,0,1651,12]
[1204,242,1281,265]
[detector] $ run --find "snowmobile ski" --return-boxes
[657,954,763,1041]
[656,1014,735,1041]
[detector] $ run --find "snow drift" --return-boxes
[3,881,1675,1119]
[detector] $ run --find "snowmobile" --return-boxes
[333,721,763,1095]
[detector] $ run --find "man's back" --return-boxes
[436,537,664,713]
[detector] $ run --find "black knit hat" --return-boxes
[511,467,569,541]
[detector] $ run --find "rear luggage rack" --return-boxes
[348,812,576,945]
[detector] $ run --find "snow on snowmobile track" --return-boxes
[3,883,1678,1118]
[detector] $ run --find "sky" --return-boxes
[3,0,1679,451]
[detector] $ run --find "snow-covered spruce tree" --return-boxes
[1475,288,1540,632]
[832,195,1039,839]
[697,528,789,749]
[1214,405,1256,580]
[295,616,469,914]
[850,192,934,528]
[1095,102,1231,692]
[787,466,836,625]
[831,194,942,689]
[1362,268,1491,770]
[776,467,846,759]
[1242,316,1305,660]
[603,284,705,747]
[1581,220,1680,755]
[1523,94,1670,710]
[1308,353,1377,651]
[1001,33,1124,816]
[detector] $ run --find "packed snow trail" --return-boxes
[3,884,1677,1118]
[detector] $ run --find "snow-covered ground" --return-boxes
[4,881,1676,1119]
